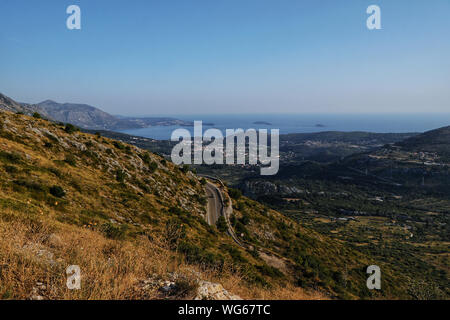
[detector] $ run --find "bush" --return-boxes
[223,244,248,264]
[240,213,250,225]
[229,188,242,200]
[102,222,127,240]
[64,155,77,166]
[139,152,152,164]
[115,169,126,182]
[64,123,78,134]
[4,165,19,174]
[113,141,126,150]
[148,161,158,173]
[256,264,284,279]
[178,241,224,270]
[0,151,22,163]
[44,141,53,148]
[216,216,228,232]
[195,195,207,206]
[32,112,41,119]
[49,185,65,198]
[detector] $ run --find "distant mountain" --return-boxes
[33,99,119,130]
[0,93,193,131]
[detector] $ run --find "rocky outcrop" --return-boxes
[138,272,241,300]
[194,281,241,300]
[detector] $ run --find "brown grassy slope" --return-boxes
[0,110,323,299]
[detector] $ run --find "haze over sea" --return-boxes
[118,113,450,141]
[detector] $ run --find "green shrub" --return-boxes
[32,112,41,119]
[0,151,22,163]
[64,123,78,134]
[49,185,65,198]
[148,161,158,173]
[256,264,284,279]
[178,241,224,270]
[229,188,242,200]
[195,195,207,206]
[113,141,126,150]
[64,155,77,166]
[115,169,126,182]
[216,216,228,232]
[44,141,53,148]
[4,165,19,174]
[240,213,250,225]
[140,152,151,165]
[102,222,127,240]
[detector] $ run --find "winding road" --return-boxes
[203,178,244,247]
[205,182,222,226]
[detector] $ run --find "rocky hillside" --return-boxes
[0,108,421,300]
[0,93,40,115]
[0,108,321,299]
[0,93,192,130]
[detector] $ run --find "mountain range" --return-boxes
[0,93,193,131]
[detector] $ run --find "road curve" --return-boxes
[205,182,222,226]
[202,178,244,247]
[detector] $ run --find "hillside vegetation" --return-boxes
[0,107,436,300]
[0,109,321,299]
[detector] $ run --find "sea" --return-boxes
[118,113,450,141]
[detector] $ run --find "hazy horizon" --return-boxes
[1,0,449,115]
[4,91,450,118]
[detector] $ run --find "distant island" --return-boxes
[253,121,272,125]
[315,123,326,128]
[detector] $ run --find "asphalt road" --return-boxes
[205,182,222,226]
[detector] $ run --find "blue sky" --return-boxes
[1,0,449,115]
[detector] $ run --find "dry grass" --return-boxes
[0,210,173,299]
[0,210,325,300]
